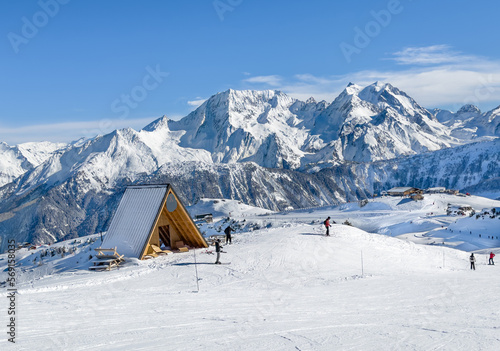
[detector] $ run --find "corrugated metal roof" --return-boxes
[387,187,416,193]
[102,186,168,258]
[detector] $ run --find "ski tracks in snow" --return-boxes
[6,222,500,350]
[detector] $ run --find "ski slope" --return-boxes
[1,195,500,350]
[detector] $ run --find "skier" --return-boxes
[224,225,234,244]
[489,252,495,265]
[214,239,222,264]
[324,217,335,236]
[470,253,476,270]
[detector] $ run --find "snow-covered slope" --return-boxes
[434,103,500,140]
[189,198,273,221]
[14,123,212,195]
[0,141,67,186]
[0,142,30,187]
[2,199,499,350]
[355,138,500,196]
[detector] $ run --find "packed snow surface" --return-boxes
[1,195,499,350]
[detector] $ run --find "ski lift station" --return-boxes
[99,184,208,260]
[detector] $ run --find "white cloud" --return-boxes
[243,75,282,87]
[241,46,500,110]
[187,99,207,107]
[389,45,476,65]
[241,74,345,102]
[295,74,335,85]
[350,68,500,109]
[0,117,157,146]
[348,45,500,109]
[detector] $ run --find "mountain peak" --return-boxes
[224,88,279,97]
[358,82,396,104]
[206,89,287,108]
[457,104,481,115]
[365,81,396,93]
[373,80,388,88]
[343,82,362,95]
[142,115,170,132]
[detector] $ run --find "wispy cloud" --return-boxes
[243,75,282,87]
[0,117,157,146]
[240,46,500,110]
[241,74,343,102]
[347,68,500,109]
[187,99,207,107]
[390,45,476,65]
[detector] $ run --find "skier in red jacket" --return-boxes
[489,252,495,265]
[324,217,336,236]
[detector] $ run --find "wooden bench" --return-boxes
[89,247,124,271]
[150,244,172,255]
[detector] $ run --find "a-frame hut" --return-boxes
[101,184,208,259]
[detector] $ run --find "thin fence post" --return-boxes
[194,249,200,292]
[361,250,364,276]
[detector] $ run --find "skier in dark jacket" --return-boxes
[224,225,234,244]
[215,239,222,264]
[470,253,476,270]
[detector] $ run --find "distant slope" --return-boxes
[0,141,67,186]
[434,104,500,139]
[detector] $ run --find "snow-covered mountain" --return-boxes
[1,138,498,253]
[0,141,68,186]
[166,89,326,169]
[14,124,212,195]
[0,82,499,251]
[165,83,461,168]
[433,103,500,140]
[318,82,458,163]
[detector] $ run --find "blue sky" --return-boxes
[1,0,500,144]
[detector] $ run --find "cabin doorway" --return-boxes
[158,225,171,249]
